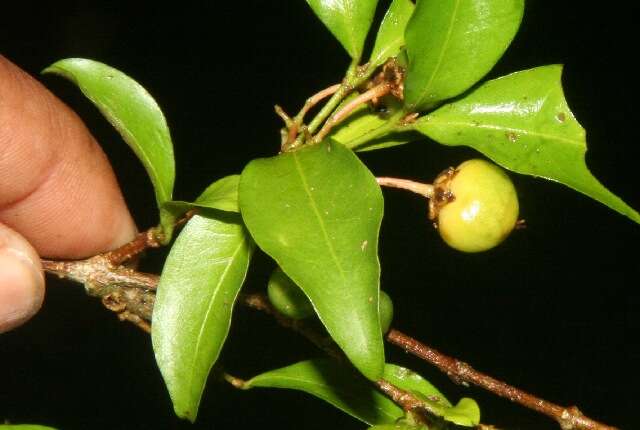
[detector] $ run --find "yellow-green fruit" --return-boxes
[379,290,394,334]
[267,268,314,320]
[436,159,518,253]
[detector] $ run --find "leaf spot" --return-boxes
[556,112,566,123]
[361,240,368,251]
[505,131,518,143]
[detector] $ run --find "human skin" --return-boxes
[0,55,137,333]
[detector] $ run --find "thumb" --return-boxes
[0,223,44,333]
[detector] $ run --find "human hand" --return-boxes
[0,56,137,333]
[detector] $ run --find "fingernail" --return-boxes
[0,246,45,333]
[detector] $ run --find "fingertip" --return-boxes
[0,224,44,333]
[0,55,138,258]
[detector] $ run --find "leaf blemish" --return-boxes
[506,132,518,143]
[361,240,368,251]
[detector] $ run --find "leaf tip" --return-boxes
[174,404,198,423]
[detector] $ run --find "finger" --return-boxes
[0,55,137,258]
[0,223,44,333]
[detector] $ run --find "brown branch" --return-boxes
[375,379,440,418]
[386,329,617,430]
[44,257,157,322]
[42,233,618,430]
[105,229,162,266]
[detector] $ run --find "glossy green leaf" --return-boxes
[414,66,640,224]
[306,0,379,59]
[404,0,524,111]
[43,58,176,237]
[442,398,481,427]
[152,212,253,421]
[244,359,403,425]
[330,99,420,152]
[384,365,480,427]
[239,140,384,380]
[0,426,58,430]
[369,0,415,69]
[245,360,475,426]
[383,364,450,407]
[163,175,240,218]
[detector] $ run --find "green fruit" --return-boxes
[379,290,394,334]
[267,268,315,319]
[433,159,518,253]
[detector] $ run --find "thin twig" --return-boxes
[386,329,617,430]
[105,229,161,266]
[295,84,342,124]
[288,83,341,145]
[313,83,391,143]
[376,177,434,198]
[274,105,294,127]
[375,379,440,417]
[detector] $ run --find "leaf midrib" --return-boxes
[422,119,584,147]
[188,235,245,397]
[292,151,347,283]
[412,0,461,107]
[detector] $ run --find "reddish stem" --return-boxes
[313,83,391,143]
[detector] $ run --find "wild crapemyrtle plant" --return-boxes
[7,1,636,429]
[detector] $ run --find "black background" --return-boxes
[1,2,638,429]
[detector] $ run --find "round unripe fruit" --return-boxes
[379,290,394,334]
[267,268,315,320]
[434,159,518,253]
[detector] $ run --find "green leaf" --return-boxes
[413,65,640,224]
[369,0,415,69]
[0,426,58,430]
[163,175,240,218]
[244,359,403,425]
[329,97,419,152]
[442,398,481,427]
[306,0,379,59]
[239,140,384,380]
[384,365,480,427]
[383,364,450,407]
[244,360,475,426]
[152,212,253,421]
[43,58,176,237]
[404,0,524,111]
[331,109,419,152]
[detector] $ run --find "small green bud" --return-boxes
[267,268,315,320]
[379,290,394,334]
